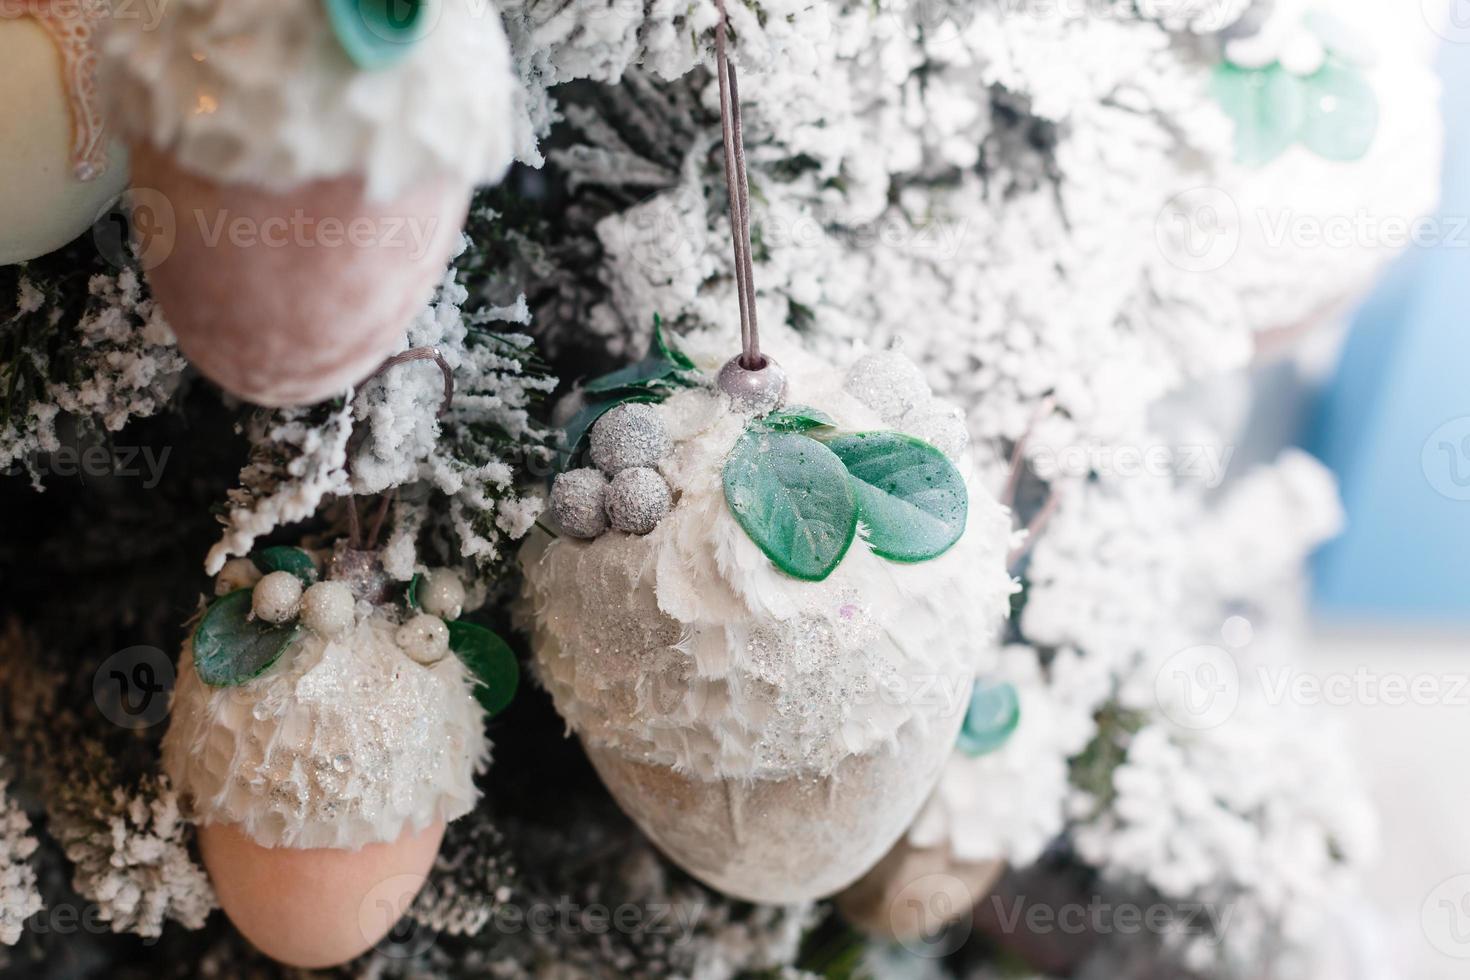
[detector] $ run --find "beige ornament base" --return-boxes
[198,818,443,969]
[582,699,967,904]
[837,838,1004,941]
[131,142,468,407]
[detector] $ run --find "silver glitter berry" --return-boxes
[252,571,303,624]
[717,355,788,414]
[551,468,611,538]
[606,467,673,535]
[900,405,971,461]
[844,349,932,424]
[589,403,671,475]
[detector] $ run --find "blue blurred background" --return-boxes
[1309,39,1470,622]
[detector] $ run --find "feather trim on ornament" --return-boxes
[163,549,509,851]
[102,0,517,202]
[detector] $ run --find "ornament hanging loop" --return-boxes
[713,0,787,411]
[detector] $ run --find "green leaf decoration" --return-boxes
[723,431,858,582]
[556,394,658,474]
[447,620,519,717]
[405,572,424,610]
[956,679,1020,757]
[581,356,688,395]
[324,0,433,71]
[192,590,303,687]
[251,546,317,585]
[652,315,696,371]
[1298,59,1378,162]
[1211,63,1306,167]
[827,432,968,563]
[759,405,836,434]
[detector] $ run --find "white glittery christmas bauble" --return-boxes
[605,467,672,535]
[300,580,355,638]
[521,333,1013,903]
[101,0,518,406]
[589,403,672,474]
[0,12,127,264]
[252,570,304,624]
[549,467,610,539]
[844,349,932,425]
[396,613,450,665]
[418,569,466,621]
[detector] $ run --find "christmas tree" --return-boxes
[0,1,1441,977]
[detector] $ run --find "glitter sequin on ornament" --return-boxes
[844,349,932,424]
[606,467,673,535]
[589,403,672,474]
[550,468,610,539]
[252,571,303,624]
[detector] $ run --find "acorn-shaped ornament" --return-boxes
[101,0,518,406]
[521,333,1014,902]
[0,1,128,264]
[165,547,515,967]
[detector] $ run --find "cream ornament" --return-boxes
[101,0,519,407]
[0,2,127,265]
[520,333,1014,903]
[164,546,503,968]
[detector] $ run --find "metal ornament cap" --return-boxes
[717,355,788,415]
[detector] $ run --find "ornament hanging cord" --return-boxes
[715,0,763,370]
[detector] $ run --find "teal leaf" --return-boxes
[447,620,519,717]
[1211,63,1306,167]
[324,0,433,71]
[652,315,695,371]
[581,356,688,395]
[956,679,1020,757]
[406,572,424,611]
[827,432,967,563]
[759,405,836,434]
[251,546,317,585]
[192,590,303,687]
[723,431,858,582]
[557,394,658,474]
[1299,59,1378,162]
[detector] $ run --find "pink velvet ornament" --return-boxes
[133,143,468,407]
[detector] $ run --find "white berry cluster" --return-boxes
[218,557,468,666]
[551,403,675,538]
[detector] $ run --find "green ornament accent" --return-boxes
[192,590,303,687]
[759,405,836,434]
[251,546,318,585]
[723,430,858,582]
[1299,59,1379,162]
[1211,63,1306,167]
[324,0,434,71]
[826,432,968,563]
[405,572,424,610]
[652,315,696,371]
[447,620,519,717]
[956,679,1020,757]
